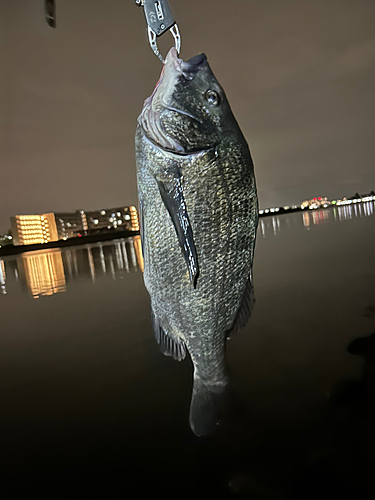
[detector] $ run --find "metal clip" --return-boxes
[136,0,181,63]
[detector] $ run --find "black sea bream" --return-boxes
[135,48,258,436]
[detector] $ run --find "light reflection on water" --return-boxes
[1,203,374,297]
[0,235,143,299]
[259,200,375,237]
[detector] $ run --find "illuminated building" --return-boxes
[336,193,375,206]
[129,206,140,232]
[10,213,58,246]
[300,197,329,210]
[54,210,87,239]
[21,249,66,298]
[10,206,140,245]
[84,206,139,233]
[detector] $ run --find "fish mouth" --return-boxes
[166,47,208,80]
[140,48,209,153]
[144,48,208,105]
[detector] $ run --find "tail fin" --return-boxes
[189,376,228,437]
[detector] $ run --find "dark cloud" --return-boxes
[1,0,374,231]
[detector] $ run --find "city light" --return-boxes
[8,206,140,247]
[258,198,375,238]
[258,192,375,218]
[10,213,58,246]
[3,192,374,247]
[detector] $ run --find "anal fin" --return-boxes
[151,309,186,362]
[227,276,255,338]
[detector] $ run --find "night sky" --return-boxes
[1,0,374,232]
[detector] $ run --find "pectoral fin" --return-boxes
[139,198,145,255]
[157,169,199,287]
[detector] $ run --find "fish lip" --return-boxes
[165,47,183,72]
[166,48,208,80]
[143,48,181,107]
[145,48,207,109]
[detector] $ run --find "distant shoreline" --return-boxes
[0,230,140,257]
[0,207,327,257]
[259,206,304,217]
[0,201,368,257]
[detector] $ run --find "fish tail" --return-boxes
[189,374,228,437]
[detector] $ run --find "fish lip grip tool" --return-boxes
[136,0,181,63]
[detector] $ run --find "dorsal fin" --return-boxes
[151,309,187,362]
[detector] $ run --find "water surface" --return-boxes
[1,205,375,497]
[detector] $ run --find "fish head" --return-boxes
[140,48,236,154]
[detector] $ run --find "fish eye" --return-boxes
[205,90,220,106]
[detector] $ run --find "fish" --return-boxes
[135,47,258,436]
